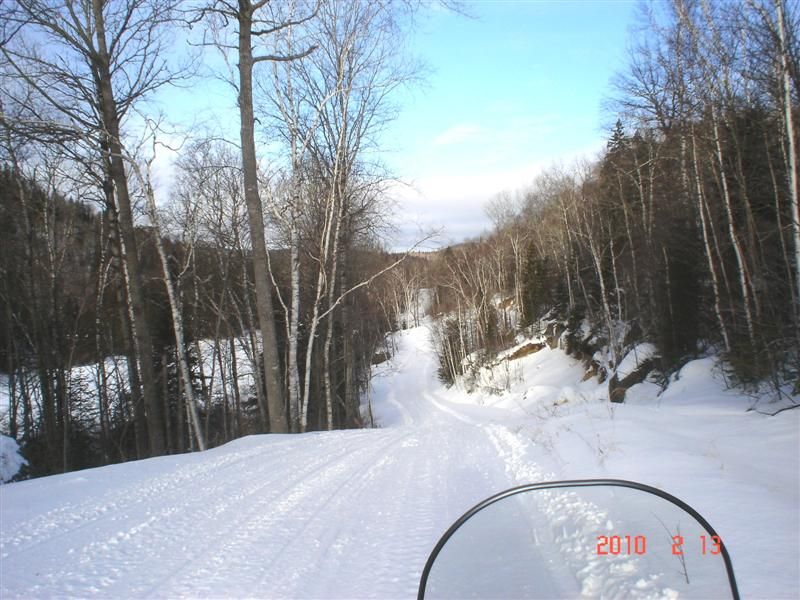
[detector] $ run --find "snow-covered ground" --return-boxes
[0,337,261,436]
[1,324,798,598]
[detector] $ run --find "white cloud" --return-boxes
[385,162,546,250]
[432,124,482,146]
[385,137,607,251]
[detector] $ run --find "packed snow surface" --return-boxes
[1,324,798,598]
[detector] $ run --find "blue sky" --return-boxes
[383,0,639,248]
[152,1,639,250]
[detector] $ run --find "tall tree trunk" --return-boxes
[617,173,642,316]
[215,337,230,442]
[711,108,758,352]
[323,312,336,431]
[92,0,165,456]
[94,225,111,464]
[136,162,206,452]
[765,130,799,336]
[287,217,301,432]
[239,253,268,427]
[108,208,148,459]
[236,4,287,433]
[560,205,576,310]
[323,208,346,432]
[777,0,800,309]
[608,229,623,322]
[162,351,172,452]
[692,128,732,352]
[5,304,18,440]
[229,333,242,437]
[117,240,148,458]
[299,160,346,432]
[339,252,358,427]
[176,351,185,453]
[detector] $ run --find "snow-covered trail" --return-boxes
[0,326,538,599]
[3,325,797,598]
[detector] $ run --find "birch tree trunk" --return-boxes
[776,0,800,309]
[323,204,346,431]
[711,108,758,352]
[132,159,206,451]
[692,128,732,352]
[300,182,341,431]
[287,218,302,432]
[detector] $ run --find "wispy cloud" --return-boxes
[384,162,546,250]
[432,124,482,146]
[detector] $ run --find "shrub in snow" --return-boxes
[0,434,27,483]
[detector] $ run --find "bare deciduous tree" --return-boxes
[2,0,186,456]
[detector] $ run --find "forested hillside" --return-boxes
[0,163,408,475]
[0,0,420,476]
[420,2,799,402]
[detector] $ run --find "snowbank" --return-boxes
[615,343,658,380]
[446,339,800,599]
[0,434,26,483]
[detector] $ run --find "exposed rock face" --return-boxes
[608,359,654,403]
[582,360,607,384]
[544,322,565,349]
[372,352,390,365]
[508,342,545,360]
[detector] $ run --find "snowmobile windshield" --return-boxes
[418,479,739,599]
